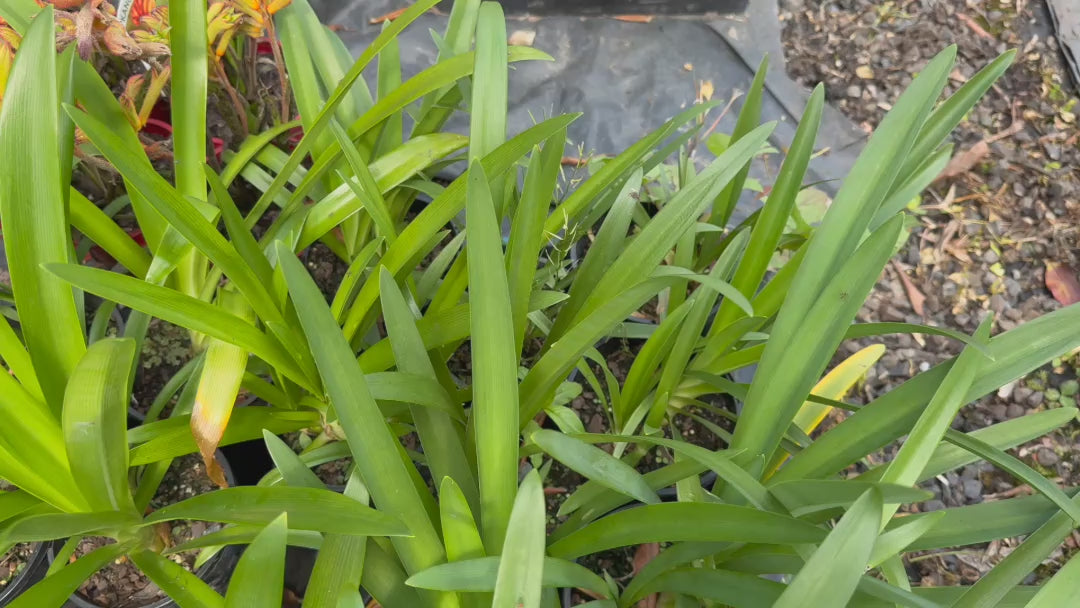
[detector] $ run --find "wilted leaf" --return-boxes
[892,261,926,316]
[1046,262,1080,307]
[633,542,661,575]
[508,30,536,47]
[935,140,989,181]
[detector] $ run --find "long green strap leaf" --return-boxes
[276,243,445,575]
[774,489,882,608]
[132,550,226,608]
[548,503,825,560]
[465,160,520,552]
[491,470,545,608]
[63,338,137,514]
[341,114,578,345]
[224,514,287,608]
[45,263,313,392]
[712,84,824,332]
[250,0,442,218]
[380,268,478,513]
[776,302,1080,482]
[0,5,85,412]
[531,429,660,507]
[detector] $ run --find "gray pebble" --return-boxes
[924,499,947,512]
[962,479,983,501]
[1038,448,1059,467]
[990,294,1008,314]
[983,249,1000,264]
[1006,404,1026,419]
[942,281,958,298]
[846,85,862,98]
[989,404,1008,421]
[1028,391,1045,406]
[1013,387,1033,402]
[881,306,907,322]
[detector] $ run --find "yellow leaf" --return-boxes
[190,287,255,487]
[856,65,875,79]
[765,344,885,478]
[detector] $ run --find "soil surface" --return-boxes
[782,0,1080,583]
[0,542,34,592]
[546,339,735,604]
[0,480,34,594]
[73,454,221,607]
[132,319,193,417]
[284,431,352,487]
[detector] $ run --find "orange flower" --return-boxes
[129,0,157,25]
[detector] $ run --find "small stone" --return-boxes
[1028,391,1045,406]
[1061,380,1079,397]
[881,306,907,322]
[1006,404,1026,419]
[1014,387,1033,402]
[923,499,947,512]
[846,84,862,98]
[990,294,1008,314]
[954,313,971,327]
[942,281,958,298]
[997,380,1017,399]
[962,479,983,501]
[983,249,1000,264]
[989,404,1008,420]
[856,65,875,79]
[1038,448,1060,467]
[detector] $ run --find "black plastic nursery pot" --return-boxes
[40,453,240,608]
[0,542,53,607]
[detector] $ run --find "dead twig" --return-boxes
[369,6,409,24]
[957,13,994,40]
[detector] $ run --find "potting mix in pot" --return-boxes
[2,0,1080,606]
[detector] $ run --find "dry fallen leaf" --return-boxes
[697,79,714,103]
[1046,261,1080,306]
[632,542,661,575]
[613,14,653,23]
[892,261,926,317]
[935,140,990,182]
[855,65,874,79]
[632,543,662,608]
[508,29,536,47]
